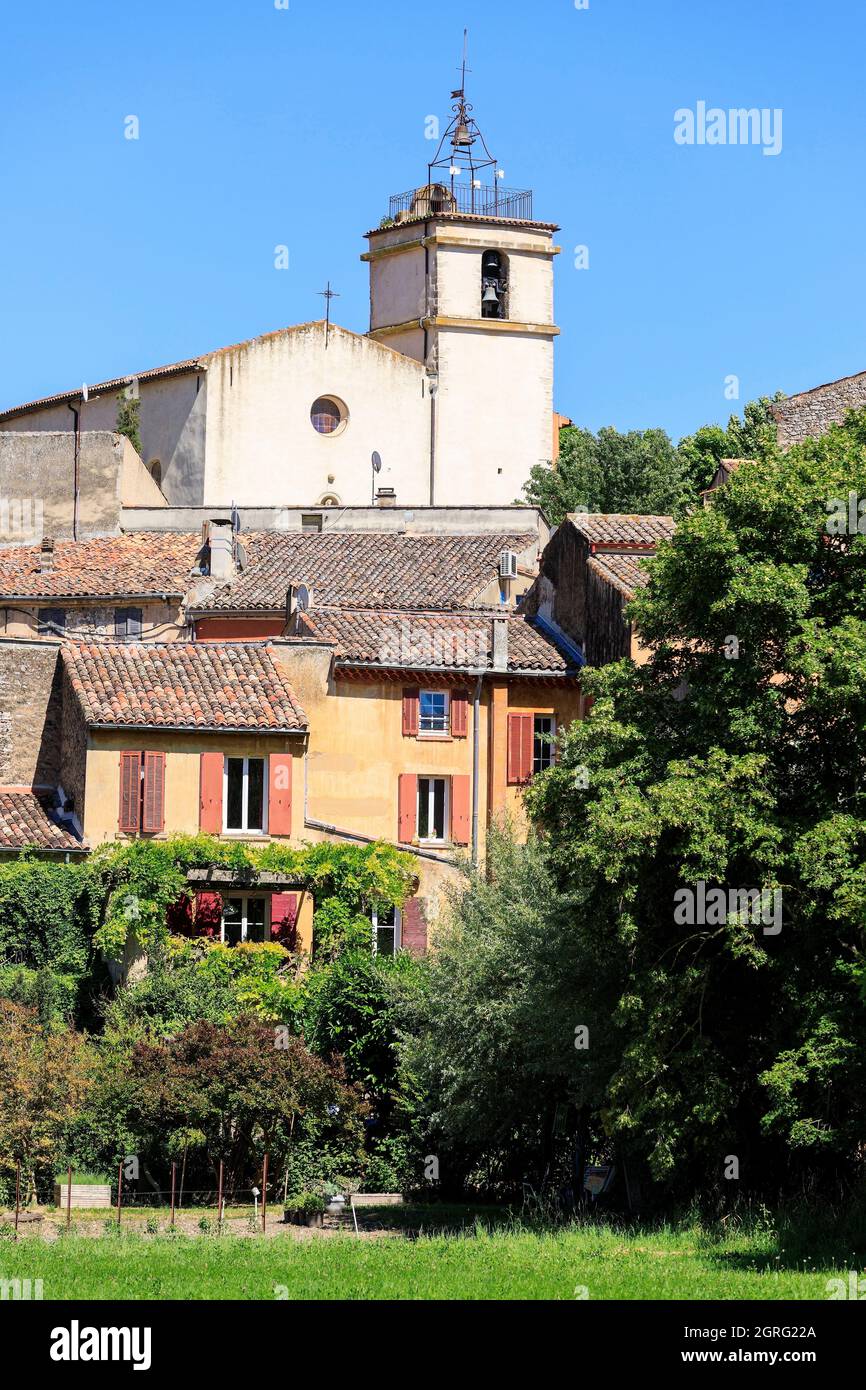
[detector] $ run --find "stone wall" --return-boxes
[0,639,64,786]
[0,431,165,542]
[773,372,866,449]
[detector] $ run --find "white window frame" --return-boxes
[223,755,269,835]
[371,905,402,957]
[220,894,270,944]
[417,775,449,845]
[419,689,450,737]
[533,714,557,774]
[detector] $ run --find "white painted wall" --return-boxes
[201,323,429,507]
[367,215,559,505]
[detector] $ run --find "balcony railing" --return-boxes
[387,184,534,223]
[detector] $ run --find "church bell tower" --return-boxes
[362,44,560,507]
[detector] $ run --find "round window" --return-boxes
[310,396,347,436]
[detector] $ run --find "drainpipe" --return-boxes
[67,400,82,541]
[471,674,483,865]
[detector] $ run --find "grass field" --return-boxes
[0,1218,848,1300]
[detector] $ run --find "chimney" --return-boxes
[38,537,55,573]
[376,487,397,508]
[492,618,509,672]
[207,519,235,581]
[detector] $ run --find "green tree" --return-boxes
[115,389,142,456]
[677,393,785,496]
[0,1000,93,1201]
[80,1014,367,1195]
[523,426,690,524]
[423,413,866,1201]
[525,414,866,1194]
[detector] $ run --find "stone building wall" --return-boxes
[773,371,866,448]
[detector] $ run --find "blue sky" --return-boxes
[1,0,864,440]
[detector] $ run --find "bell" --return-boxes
[482,284,500,305]
[453,122,474,147]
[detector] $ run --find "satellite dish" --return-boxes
[371,451,382,474]
[82,383,89,403]
[295,584,311,613]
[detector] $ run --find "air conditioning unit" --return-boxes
[499,550,518,580]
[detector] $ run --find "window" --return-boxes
[149,460,162,489]
[371,905,402,957]
[115,607,142,638]
[224,756,267,833]
[119,750,165,834]
[417,776,448,843]
[37,607,65,634]
[533,715,556,774]
[221,895,267,946]
[310,396,348,436]
[419,689,450,735]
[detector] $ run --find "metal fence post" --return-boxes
[117,1161,123,1227]
[262,1153,269,1234]
[170,1162,177,1228]
[14,1160,20,1240]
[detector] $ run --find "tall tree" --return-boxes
[420,413,866,1200]
[523,425,690,524]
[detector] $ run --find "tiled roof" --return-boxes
[568,514,676,548]
[297,609,574,674]
[195,531,538,613]
[0,321,411,420]
[62,642,307,732]
[366,213,559,237]
[0,533,202,600]
[0,789,85,852]
[0,360,203,421]
[587,553,651,601]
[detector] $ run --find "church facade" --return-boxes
[0,100,560,512]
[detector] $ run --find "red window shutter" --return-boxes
[166,895,194,935]
[398,773,417,843]
[402,688,419,737]
[268,753,293,837]
[451,691,469,738]
[141,751,165,833]
[451,774,471,845]
[507,713,533,785]
[194,891,223,938]
[401,896,428,956]
[199,752,223,833]
[118,751,141,832]
[270,892,298,948]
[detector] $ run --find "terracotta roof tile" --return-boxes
[568,513,675,548]
[0,533,202,600]
[587,553,651,600]
[62,642,307,732]
[298,609,574,674]
[195,531,538,613]
[0,789,85,852]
